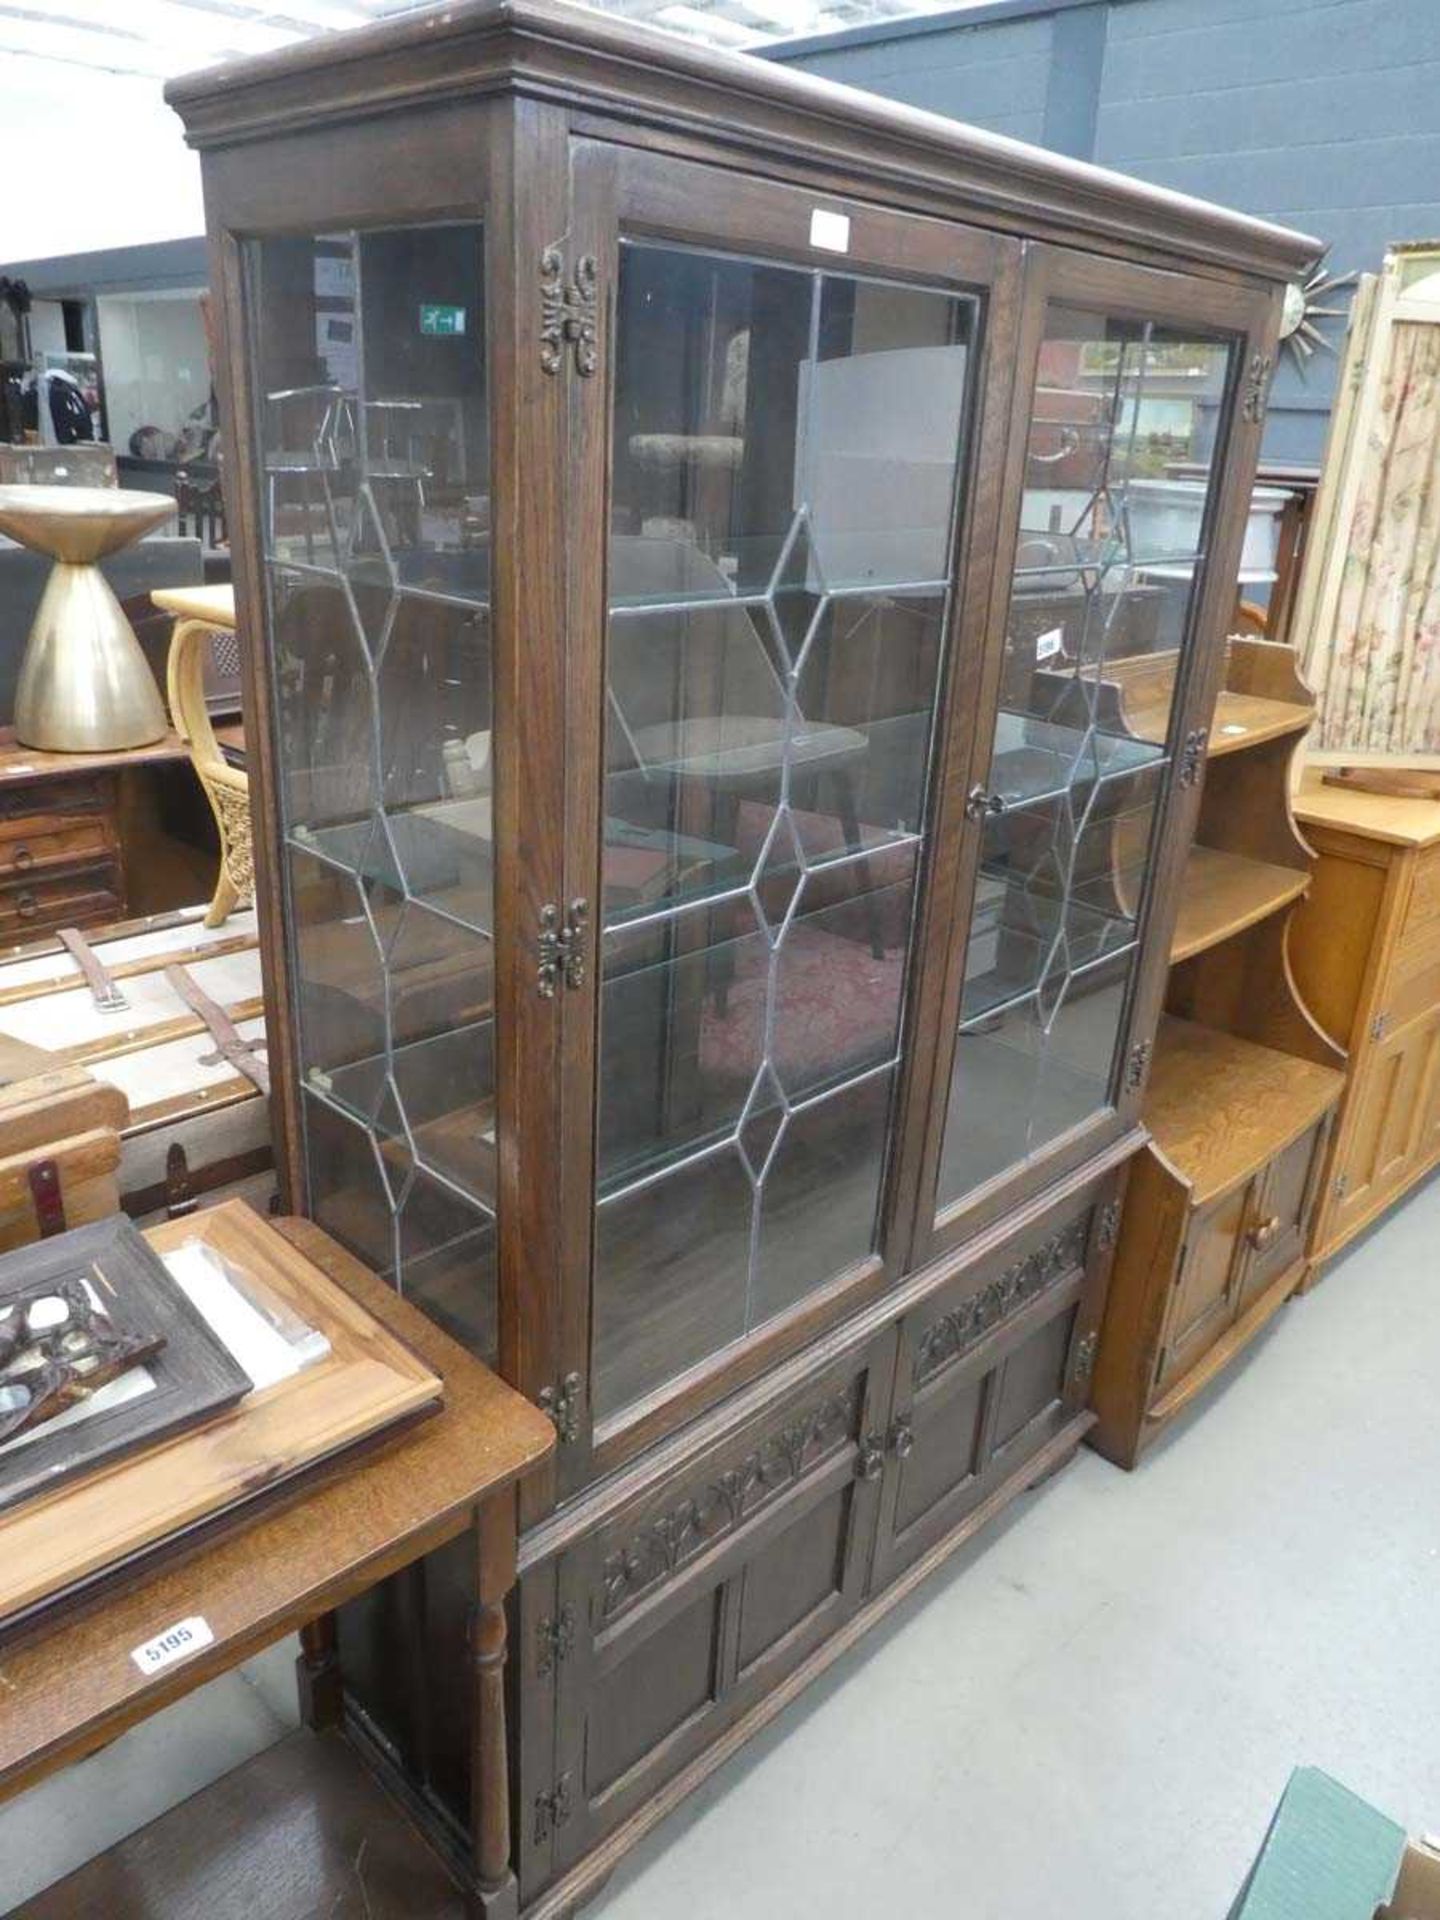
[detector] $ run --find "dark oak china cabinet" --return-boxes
[168,7,1315,1910]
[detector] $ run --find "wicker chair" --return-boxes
[152,585,253,929]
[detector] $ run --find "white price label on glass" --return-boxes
[1035,625,1065,663]
[809,208,851,253]
[131,1615,214,1675]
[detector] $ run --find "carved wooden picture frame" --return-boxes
[0,1216,251,1513]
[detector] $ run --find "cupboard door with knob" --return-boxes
[1233,1117,1331,1312]
[536,1329,895,1886]
[871,1174,1117,1592]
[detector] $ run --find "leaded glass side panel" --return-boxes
[592,240,977,1421]
[247,223,498,1363]
[937,305,1234,1210]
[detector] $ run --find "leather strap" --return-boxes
[57,927,127,1013]
[163,963,271,1097]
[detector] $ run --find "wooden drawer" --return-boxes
[0,818,117,880]
[0,777,111,828]
[0,867,123,942]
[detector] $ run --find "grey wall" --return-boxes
[772,0,1440,464]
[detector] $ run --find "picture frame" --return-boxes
[0,1217,252,1513]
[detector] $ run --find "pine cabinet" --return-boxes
[1291,777,1440,1267]
[168,3,1312,1908]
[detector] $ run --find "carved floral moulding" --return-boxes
[598,1381,861,1620]
[913,1215,1089,1387]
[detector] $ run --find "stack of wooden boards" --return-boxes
[0,906,270,1240]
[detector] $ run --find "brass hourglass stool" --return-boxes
[0,485,175,751]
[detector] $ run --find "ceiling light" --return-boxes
[654,4,757,42]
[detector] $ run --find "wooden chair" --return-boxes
[152,585,253,928]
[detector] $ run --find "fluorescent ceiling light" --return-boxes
[654,4,756,41]
[3,0,300,56]
[0,15,184,76]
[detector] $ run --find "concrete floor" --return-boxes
[4,1172,1438,1916]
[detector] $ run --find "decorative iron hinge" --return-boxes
[964,784,1006,823]
[1124,1039,1151,1093]
[540,248,598,377]
[1370,1010,1388,1042]
[533,1773,572,1846]
[1334,1172,1349,1200]
[1072,1329,1099,1387]
[1179,727,1209,788]
[537,899,589,998]
[535,1604,576,1676]
[1096,1198,1121,1253]
[1241,351,1273,423]
[538,1371,583,1445]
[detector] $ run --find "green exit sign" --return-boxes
[419,304,467,336]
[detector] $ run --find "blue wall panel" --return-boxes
[775,0,1440,462]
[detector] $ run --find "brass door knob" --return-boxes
[12,846,32,871]
[1247,1215,1281,1251]
[856,1433,885,1481]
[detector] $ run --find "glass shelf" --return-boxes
[988,712,1168,811]
[960,872,1139,1029]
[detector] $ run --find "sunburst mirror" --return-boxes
[1279,260,1358,372]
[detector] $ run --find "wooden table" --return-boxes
[1,1216,554,1919]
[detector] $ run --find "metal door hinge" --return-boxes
[856,1431,885,1481]
[964,784,1006,823]
[1242,351,1273,423]
[1124,1039,1151,1093]
[537,899,589,998]
[540,248,598,377]
[538,1371,583,1445]
[1370,1010,1388,1042]
[535,1604,576,1676]
[1072,1329,1099,1386]
[1179,727,1209,787]
[533,1773,572,1845]
[1096,1198,1121,1253]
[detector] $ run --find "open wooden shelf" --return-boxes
[1169,844,1309,963]
[1208,688,1313,757]
[13,1729,468,1918]
[1145,1013,1344,1204]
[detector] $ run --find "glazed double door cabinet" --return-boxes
[167,3,1314,1907]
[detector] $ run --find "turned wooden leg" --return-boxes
[470,1494,519,1920]
[296,1611,343,1729]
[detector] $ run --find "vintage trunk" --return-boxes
[165,4,1316,1909]
[0,908,272,1222]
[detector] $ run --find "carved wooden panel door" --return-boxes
[870,1167,1119,1593]
[535,1328,897,1885]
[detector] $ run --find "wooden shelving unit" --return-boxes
[1090,637,1346,1468]
[1170,847,1309,964]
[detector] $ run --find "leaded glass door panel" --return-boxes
[571,149,1017,1456]
[919,250,1267,1240]
[246,221,501,1362]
